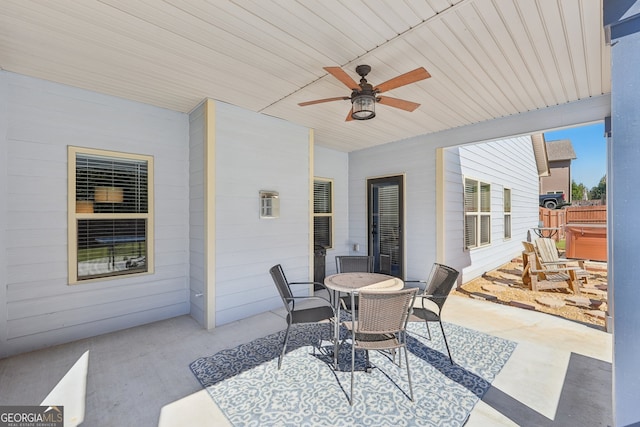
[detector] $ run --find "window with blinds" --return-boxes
[313,179,333,249]
[464,178,491,249]
[68,146,153,283]
[504,188,512,239]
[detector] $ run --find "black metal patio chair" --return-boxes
[406,263,460,364]
[269,264,336,369]
[335,255,374,313]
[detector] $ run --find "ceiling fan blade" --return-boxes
[324,66,359,90]
[345,109,354,122]
[374,67,431,93]
[377,96,421,112]
[298,96,349,106]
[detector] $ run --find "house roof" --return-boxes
[531,134,550,177]
[0,0,611,152]
[546,139,578,161]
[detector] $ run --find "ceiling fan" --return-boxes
[299,65,431,121]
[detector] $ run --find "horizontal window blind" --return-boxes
[480,215,491,245]
[465,216,477,249]
[504,188,512,239]
[378,185,399,264]
[504,214,512,239]
[313,179,333,249]
[503,188,512,213]
[464,179,478,212]
[313,180,331,214]
[76,154,148,214]
[77,219,147,279]
[314,217,331,248]
[480,182,491,212]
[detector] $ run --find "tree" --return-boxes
[572,180,587,201]
[589,175,606,201]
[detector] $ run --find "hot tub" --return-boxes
[564,223,607,261]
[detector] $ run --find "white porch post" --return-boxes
[605,1,640,425]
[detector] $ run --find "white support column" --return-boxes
[308,129,315,284]
[0,72,7,358]
[436,147,445,264]
[605,1,640,425]
[204,99,217,330]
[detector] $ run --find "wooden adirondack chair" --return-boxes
[534,238,591,284]
[521,241,543,285]
[521,250,581,294]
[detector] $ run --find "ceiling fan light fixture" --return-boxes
[300,65,429,121]
[351,93,376,120]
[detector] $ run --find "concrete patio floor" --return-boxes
[0,294,612,426]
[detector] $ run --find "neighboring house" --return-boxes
[539,139,577,203]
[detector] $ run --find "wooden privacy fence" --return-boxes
[539,207,566,240]
[565,206,607,223]
[539,205,607,238]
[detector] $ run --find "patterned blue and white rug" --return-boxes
[189,322,516,427]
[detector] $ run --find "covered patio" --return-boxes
[1,1,639,425]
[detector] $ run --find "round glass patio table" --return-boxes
[532,227,561,238]
[324,272,404,369]
[324,272,403,293]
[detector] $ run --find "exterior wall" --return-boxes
[540,159,571,200]
[213,102,310,326]
[0,71,191,357]
[348,135,539,284]
[349,137,438,281]
[314,146,350,276]
[444,137,540,281]
[188,102,206,327]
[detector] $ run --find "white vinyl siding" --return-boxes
[213,102,310,326]
[349,133,539,283]
[348,138,434,281]
[1,72,189,357]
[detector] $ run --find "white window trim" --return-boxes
[464,177,491,250]
[67,146,154,284]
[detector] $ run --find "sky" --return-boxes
[544,122,607,189]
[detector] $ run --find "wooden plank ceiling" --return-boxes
[0,0,610,151]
